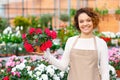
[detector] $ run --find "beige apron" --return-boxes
[68,37,101,80]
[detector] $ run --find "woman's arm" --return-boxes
[99,39,110,80]
[44,38,73,71]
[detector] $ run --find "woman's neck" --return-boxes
[80,33,94,38]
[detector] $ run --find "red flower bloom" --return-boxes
[22,34,26,39]
[24,42,34,52]
[29,28,35,35]
[44,28,51,36]
[35,28,42,34]
[45,40,52,48]
[40,43,47,51]
[2,76,9,80]
[50,31,57,39]
[6,68,11,72]
[100,36,111,42]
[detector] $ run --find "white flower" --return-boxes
[3,26,12,34]
[53,74,60,80]
[116,32,120,38]
[33,74,37,78]
[26,66,31,71]
[16,30,21,36]
[41,74,48,80]
[15,63,25,70]
[23,60,27,63]
[36,70,42,76]
[18,47,22,51]
[46,67,55,76]
[16,26,19,31]
[1,69,4,72]
[109,65,116,74]
[59,71,65,78]
[20,26,23,30]
[11,67,16,72]
[28,71,33,77]
[36,64,46,71]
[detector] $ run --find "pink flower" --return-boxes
[30,55,37,61]
[12,72,20,78]
[22,34,26,39]
[0,58,2,62]
[16,72,20,77]
[0,63,2,67]
[10,55,17,61]
[7,68,11,72]
[16,61,20,65]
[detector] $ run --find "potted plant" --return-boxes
[38,14,53,30]
[108,47,120,77]
[22,27,57,55]
[94,7,109,20]
[13,16,30,33]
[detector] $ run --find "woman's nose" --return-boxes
[83,21,88,25]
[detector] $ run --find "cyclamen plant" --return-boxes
[0,55,68,80]
[108,47,120,70]
[22,28,57,52]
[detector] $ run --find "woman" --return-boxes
[44,7,110,80]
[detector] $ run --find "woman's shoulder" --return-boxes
[95,36,107,45]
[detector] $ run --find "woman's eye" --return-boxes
[87,19,92,22]
[79,20,84,23]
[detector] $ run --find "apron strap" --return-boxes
[71,36,79,49]
[94,36,100,67]
[93,36,97,50]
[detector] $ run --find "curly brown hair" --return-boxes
[74,7,100,32]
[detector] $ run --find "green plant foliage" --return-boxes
[60,13,70,22]
[94,7,108,15]
[28,16,39,28]
[38,14,52,29]
[70,9,76,17]
[13,16,30,33]
[115,7,120,14]
[0,18,9,33]
[57,24,79,49]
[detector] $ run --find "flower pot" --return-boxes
[116,70,120,77]
[31,46,44,55]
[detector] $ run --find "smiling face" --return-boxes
[78,12,93,35]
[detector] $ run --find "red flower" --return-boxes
[44,28,51,36]
[45,40,52,48]
[100,36,111,42]
[2,76,9,80]
[35,28,42,34]
[22,34,26,39]
[24,42,34,52]
[50,31,57,39]
[6,68,11,72]
[40,43,47,51]
[29,28,35,35]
